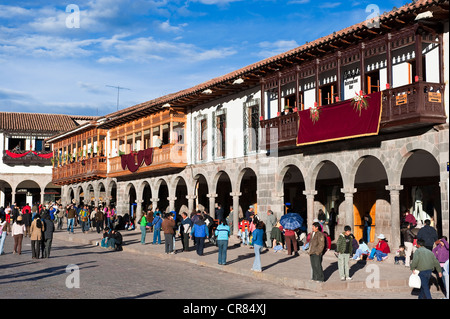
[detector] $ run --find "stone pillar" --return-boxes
[168,196,177,212]
[386,184,403,250]
[273,192,285,221]
[231,192,241,236]
[341,188,357,232]
[186,195,197,213]
[40,191,45,206]
[303,190,317,232]
[151,198,159,212]
[135,199,144,224]
[439,178,449,239]
[207,193,218,218]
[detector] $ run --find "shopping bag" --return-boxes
[408,271,421,289]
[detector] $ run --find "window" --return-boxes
[319,83,337,106]
[215,112,226,158]
[244,99,260,154]
[200,118,208,161]
[366,71,380,94]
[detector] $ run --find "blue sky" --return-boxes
[0,0,403,116]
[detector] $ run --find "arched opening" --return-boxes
[315,161,344,237]
[127,183,137,218]
[0,180,13,207]
[86,184,95,206]
[15,180,41,207]
[215,171,232,219]
[77,185,84,205]
[157,179,169,214]
[353,156,389,243]
[68,187,75,205]
[108,181,117,207]
[239,168,257,217]
[43,182,61,204]
[142,182,152,213]
[194,174,208,212]
[175,177,188,215]
[282,165,306,217]
[400,150,442,235]
[98,182,106,207]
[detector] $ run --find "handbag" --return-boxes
[408,271,421,289]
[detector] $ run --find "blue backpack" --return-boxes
[194,223,206,238]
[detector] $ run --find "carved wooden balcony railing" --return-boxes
[52,156,107,185]
[260,81,446,150]
[108,143,187,178]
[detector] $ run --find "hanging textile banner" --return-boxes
[120,148,154,173]
[5,150,54,159]
[297,91,382,146]
[5,150,31,158]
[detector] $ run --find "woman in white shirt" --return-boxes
[11,215,26,255]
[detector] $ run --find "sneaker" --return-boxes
[340,277,345,281]
[382,256,388,261]
[346,277,353,281]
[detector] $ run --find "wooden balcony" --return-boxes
[2,150,53,166]
[108,143,187,178]
[260,81,447,150]
[52,156,107,185]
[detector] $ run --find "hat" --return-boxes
[377,234,385,239]
[249,205,254,209]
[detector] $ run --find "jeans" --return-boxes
[217,240,228,265]
[418,269,432,299]
[153,229,161,244]
[338,253,350,279]
[252,244,263,271]
[352,248,369,260]
[0,231,7,254]
[240,229,249,245]
[140,225,147,244]
[363,226,371,243]
[195,236,205,256]
[67,218,74,233]
[164,233,174,253]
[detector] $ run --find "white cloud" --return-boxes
[159,20,188,33]
[258,40,299,58]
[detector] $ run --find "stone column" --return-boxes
[230,192,241,236]
[207,193,218,218]
[135,199,144,225]
[168,196,177,212]
[386,184,403,250]
[303,190,317,232]
[341,188,357,231]
[151,198,159,212]
[186,195,197,213]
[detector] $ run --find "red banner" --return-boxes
[5,150,31,158]
[5,150,54,159]
[297,91,382,146]
[120,148,154,173]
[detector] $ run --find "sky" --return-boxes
[0,0,404,117]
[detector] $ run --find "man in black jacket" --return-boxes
[417,219,438,251]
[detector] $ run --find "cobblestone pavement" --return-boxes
[0,225,446,301]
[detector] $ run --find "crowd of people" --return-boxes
[0,202,56,258]
[1,201,447,299]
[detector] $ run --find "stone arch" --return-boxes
[352,155,390,243]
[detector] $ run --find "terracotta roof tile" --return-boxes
[0,112,98,134]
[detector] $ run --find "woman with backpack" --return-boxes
[30,213,43,259]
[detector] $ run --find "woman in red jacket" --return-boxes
[369,234,390,261]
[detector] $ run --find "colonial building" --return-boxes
[0,112,98,207]
[48,0,449,249]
